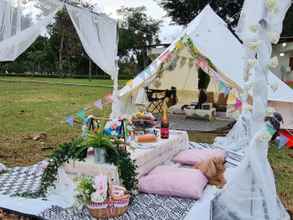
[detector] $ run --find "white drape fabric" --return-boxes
[212,1,291,220]
[214,108,252,152]
[66,4,119,118]
[0,1,120,117]
[66,4,118,81]
[0,0,63,61]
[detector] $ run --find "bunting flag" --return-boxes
[218,81,230,95]
[276,135,289,149]
[196,57,209,72]
[66,116,74,127]
[104,93,113,104]
[76,109,86,121]
[144,67,152,77]
[235,98,242,110]
[223,86,231,96]
[213,72,221,81]
[149,63,157,72]
[159,50,172,62]
[126,80,134,88]
[95,99,103,110]
[227,92,237,105]
[175,41,184,50]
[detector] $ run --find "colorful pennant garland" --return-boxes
[65,96,109,128]
[76,109,86,121]
[235,98,242,110]
[104,93,113,104]
[95,99,103,110]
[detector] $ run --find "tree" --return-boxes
[48,9,82,76]
[118,7,161,74]
[156,0,243,27]
[157,0,293,36]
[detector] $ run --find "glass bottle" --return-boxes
[160,104,169,139]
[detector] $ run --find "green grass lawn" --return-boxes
[0,77,113,166]
[0,76,292,213]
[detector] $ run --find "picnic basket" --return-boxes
[87,195,130,219]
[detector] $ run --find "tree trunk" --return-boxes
[59,30,65,78]
[88,58,92,81]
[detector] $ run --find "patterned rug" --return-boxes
[0,143,243,220]
[40,194,195,220]
[0,163,43,196]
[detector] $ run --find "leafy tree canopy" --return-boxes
[157,0,293,37]
[118,7,161,73]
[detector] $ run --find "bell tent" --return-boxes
[117,5,293,129]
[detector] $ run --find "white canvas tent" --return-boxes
[117,5,293,129]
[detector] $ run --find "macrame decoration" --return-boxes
[211,0,291,220]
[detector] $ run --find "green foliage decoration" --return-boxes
[88,133,138,193]
[15,138,88,198]
[75,176,96,205]
[16,132,137,199]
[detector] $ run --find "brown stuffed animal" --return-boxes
[193,157,226,188]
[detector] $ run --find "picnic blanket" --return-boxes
[0,142,243,220]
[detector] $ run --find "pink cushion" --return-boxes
[139,165,207,199]
[173,149,225,166]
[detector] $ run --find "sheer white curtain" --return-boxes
[211,0,291,220]
[214,108,252,152]
[66,4,119,118]
[66,4,118,81]
[0,0,62,61]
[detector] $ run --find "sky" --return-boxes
[91,0,183,43]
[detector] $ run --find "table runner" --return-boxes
[130,130,189,177]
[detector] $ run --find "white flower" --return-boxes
[246,40,261,51]
[270,81,279,92]
[266,107,275,116]
[266,0,278,12]
[269,56,279,69]
[247,58,257,68]
[268,32,280,44]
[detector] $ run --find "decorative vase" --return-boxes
[95,148,106,164]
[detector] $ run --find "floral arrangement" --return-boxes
[75,176,96,205]
[75,175,129,206]
[76,175,130,218]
